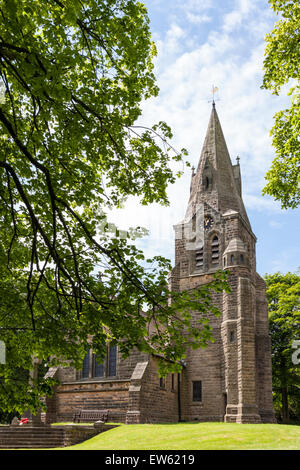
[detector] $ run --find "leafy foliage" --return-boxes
[265,271,300,422]
[0,0,229,415]
[262,0,300,208]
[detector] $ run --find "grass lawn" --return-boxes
[57,422,300,450]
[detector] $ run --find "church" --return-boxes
[43,104,275,425]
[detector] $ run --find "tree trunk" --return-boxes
[22,357,43,426]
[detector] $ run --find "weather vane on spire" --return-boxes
[209,85,220,106]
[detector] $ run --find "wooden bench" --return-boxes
[73,409,109,423]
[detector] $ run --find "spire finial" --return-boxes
[212,85,218,106]
[208,85,219,107]
[236,155,240,165]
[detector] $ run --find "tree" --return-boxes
[0,0,229,415]
[261,0,300,209]
[265,271,300,423]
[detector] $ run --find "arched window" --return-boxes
[211,236,219,264]
[240,254,244,264]
[230,254,235,265]
[195,247,203,269]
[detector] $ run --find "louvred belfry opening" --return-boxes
[211,236,219,264]
[195,247,203,269]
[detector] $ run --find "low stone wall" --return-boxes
[61,423,119,447]
[60,425,97,447]
[55,379,130,423]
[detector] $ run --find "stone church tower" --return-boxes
[43,105,275,424]
[169,103,275,423]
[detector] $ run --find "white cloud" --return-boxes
[154,24,187,66]
[179,0,212,12]
[243,194,282,213]
[223,0,256,32]
[223,10,243,32]
[186,12,211,24]
[269,220,284,229]
[270,250,299,273]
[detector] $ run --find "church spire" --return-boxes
[187,104,250,228]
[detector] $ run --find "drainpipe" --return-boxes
[177,360,186,422]
[177,373,181,422]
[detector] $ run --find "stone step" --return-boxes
[0,444,62,449]
[0,442,64,448]
[0,426,64,434]
[0,425,100,449]
[0,442,63,446]
[0,435,64,439]
[0,439,64,447]
[0,433,64,441]
[0,426,66,448]
[0,436,64,444]
[0,430,64,433]
[0,434,63,437]
[0,439,64,448]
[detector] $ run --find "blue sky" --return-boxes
[109,0,300,278]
